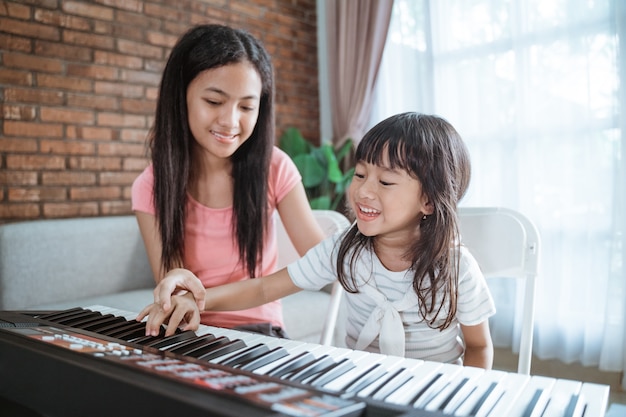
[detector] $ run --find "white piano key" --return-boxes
[322,350,384,392]
[578,383,610,417]
[452,369,509,416]
[355,355,412,397]
[412,363,465,409]
[384,360,444,405]
[477,372,530,417]
[435,366,485,414]
[494,375,554,417]
[540,379,583,417]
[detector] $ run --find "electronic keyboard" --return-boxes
[0,305,610,417]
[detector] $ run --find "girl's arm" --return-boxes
[139,267,301,336]
[277,183,326,256]
[460,321,494,369]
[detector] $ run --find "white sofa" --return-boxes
[0,211,350,343]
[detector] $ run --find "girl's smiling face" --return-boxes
[186,61,262,162]
[349,152,433,242]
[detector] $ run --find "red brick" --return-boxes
[67,126,117,141]
[4,121,64,138]
[6,154,66,170]
[43,202,99,217]
[0,171,38,186]
[146,30,179,48]
[70,186,121,200]
[62,1,114,20]
[0,203,41,219]
[93,51,143,70]
[0,17,60,41]
[37,74,93,92]
[117,39,163,59]
[3,52,64,73]
[0,137,38,152]
[100,199,132,215]
[97,113,146,128]
[66,94,119,111]
[3,2,31,20]
[67,63,120,81]
[68,156,121,171]
[40,107,95,125]
[2,105,36,121]
[8,187,67,202]
[120,128,149,142]
[40,139,96,155]
[97,142,145,157]
[4,88,64,105]
[63,29,115,50]
[0,33,31,53]
[120,98,156,115]
[34,9,91,31]
[94,81,144,98]
[123,157,150,171]
[0,68,33,86]
[100,171,139,185]
[119,69,161,86]
[42,171,96,186]
[34,40,92,62]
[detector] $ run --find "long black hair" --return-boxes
[336,112,471,330]
[149,24,274,278]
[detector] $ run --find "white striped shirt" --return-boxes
[287,233,496,363]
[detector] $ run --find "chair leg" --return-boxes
[319,281,344,345]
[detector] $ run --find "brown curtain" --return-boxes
[325,0,393,146]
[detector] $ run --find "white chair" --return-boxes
[275,209,350,345]
[457,207,540,375]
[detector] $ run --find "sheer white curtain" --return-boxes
[372,0,625,381]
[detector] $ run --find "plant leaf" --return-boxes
[321,144,343,183]
[279,127,309,158]
[293,154,325,188]
[310,195,331,210]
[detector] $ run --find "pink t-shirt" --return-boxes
[132,147,301,329]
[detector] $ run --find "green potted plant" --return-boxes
[279,127,354,211]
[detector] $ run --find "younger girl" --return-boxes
[132,24,325,337]
[140,112,496,369]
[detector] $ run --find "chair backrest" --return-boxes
[458,206,541,374]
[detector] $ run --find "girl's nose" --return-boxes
[218,105,238,128]
[356,179,376,199]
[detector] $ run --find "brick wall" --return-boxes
[0,0,320,222]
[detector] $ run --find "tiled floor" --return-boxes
[493,348,625,411]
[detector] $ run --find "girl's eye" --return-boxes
[205,99,221,106]
[354,172,365,179]
[241,106,256,112]
[380,181,392,186]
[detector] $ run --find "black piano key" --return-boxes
[238,347,289,371]
[167,334,217,355]
[57,311,103,326]
[469,381,498,416]
[437,377,469,411]
[342,363,387,393]
[130,329,172,345]
[50,310,97,324]
[219,343,269,367]
[67,313,116,329]
[184,336,231,358]
[521,389,544,417]
[196,339,247,361]
[564,393,583,417]
[82,315,127,332]
[409,373,443,405]
[146,330,197,350]
[96,319,144,336]
[285,354,335,383]
[369,368,413,401]
[107,321,147,338]
[37,307,86,321]
[308,358,355,387]
[265,351,316,378]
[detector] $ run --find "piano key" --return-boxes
[451,369,509,416]
[412,363,465,409]
[474,372,530,417]
[307,357,355,387]
[322,351,388,392]
[384,360,445,405]
[219,343,270,367]
[184,336,232,358]
[238,346,290,371]
[37,307,86,321]
[146,330,197,350]
[424,366,484,413]
[49,309,97,324]
[196,339,247,361]
[350,355,410,397]
[285,354,336,382]
[81,315,128,332]
[538,379,583,417]
[369,367,415,402]
[59,312,108,327]
[167,333,217,355]
[578,383,610,417]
